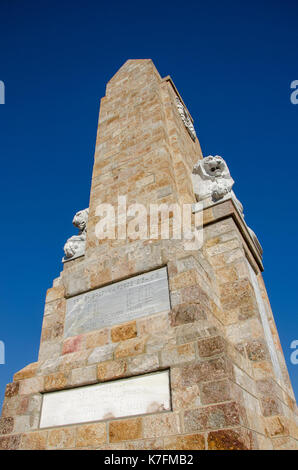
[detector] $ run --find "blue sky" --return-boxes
[0,0,297,408]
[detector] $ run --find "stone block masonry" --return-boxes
[0,60,297,450]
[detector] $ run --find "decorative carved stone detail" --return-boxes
[63,208,89,262]
[175,97,196,141]
[192,155,262,254]
[192,155,239,204]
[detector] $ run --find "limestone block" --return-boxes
[76,422,107,448]
[20,431,48,450]
[207,428,253,450]
[143,412,180,438]
[164,433,205,450]
[47,427,76,449]
[109,418,142,443]
[184,402,243,432]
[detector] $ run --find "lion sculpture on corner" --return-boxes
[192,155,244,214]
[192,155,262,255]
[63,208,89,261]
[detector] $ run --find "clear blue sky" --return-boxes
[0,0,297,408]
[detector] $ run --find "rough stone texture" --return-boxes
[164,433,205,450]
[76,422,107,448]
[109,418,142,442]
[0,434,22,450]
[143,413,180,438]
[111,321,137,342]
[207,428,253,450]
[44,372,68,391]
[97,359,128,381]
[47,427,76,449]
[1,59,296,450]
[20,431,48,450]
[0,417,14,435]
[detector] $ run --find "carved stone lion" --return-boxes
[192,155,243,213]
[63,208,89,261]
[192,155,262,255]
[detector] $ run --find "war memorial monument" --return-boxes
[0,60,297,450]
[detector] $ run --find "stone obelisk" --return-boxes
[0,60,297,450]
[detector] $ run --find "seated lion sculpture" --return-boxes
[192,155,262,255]
[192,155,243,214]
[63,208,89,261]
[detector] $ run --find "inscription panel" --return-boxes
[64,267,170,338]
[40,370,171,428]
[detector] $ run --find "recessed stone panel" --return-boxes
[40,370,171,428]
[64,267,171,337]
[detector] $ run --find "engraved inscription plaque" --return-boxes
[40,370,171,428]
[64,267,171,337]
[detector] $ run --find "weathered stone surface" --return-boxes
[264,416,289,438]
[146,332,176,353]
[76,422,107,448]
[246,339,268,362]
[46,286,64,303]
[207,428,253,450]
[38,341,62,361]
[164,433,205,450]
[0,434,21,450]
[115,337,147,358]
[184,402,242,432]
[261,397,282,417]
[220,279,258,320]
[62,335,84,355]
[20,431,48,450]
[181,357,233,386]
[111,321,137,342]
[200,379,232,405]
[197,336,226,358]
[0,417,14,435]
[176,321,218,345]
[109,418,142,443]
[87,344,114,364]
[160,343,195,367]
[85,328,109,349]
[128,353,159,374]
[5,382,19,398]
[137,313,170,335]
[172,385,201,410]
[28,394,42,414]
[19,376,44,395]
[14,362,38,381]
[170,302,207,326]
[48,427,76,449]
[143,412,180,438]
[97,359,128,381]
[13,415,31,433]
[44,372,68,391]
[70,365,97,386]
[169,270,200,291]
[125,438,164,450]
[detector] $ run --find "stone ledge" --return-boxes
[199,198,264,271]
